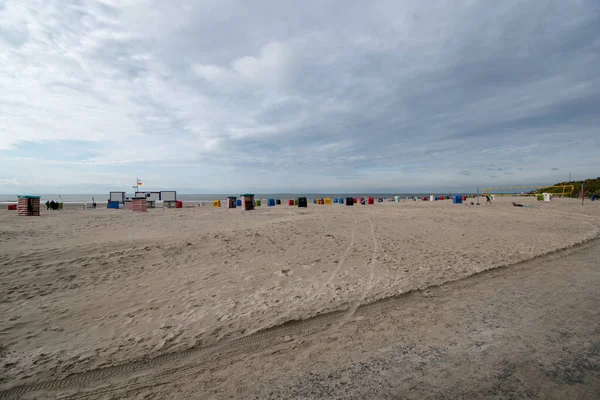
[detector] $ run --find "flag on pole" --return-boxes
[137,179,143,186]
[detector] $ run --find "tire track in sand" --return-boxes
[241,212,359,337]
[340,216,378,324]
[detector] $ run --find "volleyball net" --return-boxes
[481,185,575,197]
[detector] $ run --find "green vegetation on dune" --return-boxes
[535,177,600,198]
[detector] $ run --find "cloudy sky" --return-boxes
[1,0,599,193]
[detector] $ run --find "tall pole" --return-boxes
[582,183,584,206]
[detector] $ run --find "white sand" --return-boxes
[0,196,598,389]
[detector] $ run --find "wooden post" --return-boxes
[582,184,585,206]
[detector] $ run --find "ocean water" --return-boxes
[0,192,473,203]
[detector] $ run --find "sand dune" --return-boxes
[0,196,598,389]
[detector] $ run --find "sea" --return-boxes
[0,192,473,204]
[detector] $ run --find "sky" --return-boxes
[1,0,599,194]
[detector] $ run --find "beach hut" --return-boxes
[353,198,358,204]
[227,197,237,208]
[339,197,345,204]
[132,197,147,212]
[367,197,374,205]
[176,200,183,208]
[256,199,262,207]
[313,199,317,204]
[294,199,298,206]
[288,199,294,206]
[346,197,354,206]
[298,197,308,208]
[241,194,255,210]
[462,196,467,201]
[268,198,276,207]
[394,196,400,202]
[325,198,332,205]
[17,195,41,216]
[213,200,221,208]
[453,195,463,204]
[276,199,281,205]
[109,191,126,204]
[236,199,242,207]
[430,195,434,202]
[333,198,338,204]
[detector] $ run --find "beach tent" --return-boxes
[288,199,294,206]
[176,200,183,208]
[256,199,262,207]
[298,197,307,208]
[213,200,221,208]
[132,197,147,212]
[453,195,463,204]
[339,197,345,204]
[227,197,237,208]
[241,194,255,210]
[268,198,276,207]
[17,195,41,216]
[367,197,374,205]
[325,198,332,205]
[236,199,242,207]
[276,199,281,205]
[333,198,339,204]
[346,197,354,206]
[313,198,317,204]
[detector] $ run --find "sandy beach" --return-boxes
[1,196,599,397]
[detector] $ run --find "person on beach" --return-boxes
[512,202,524,207]
[50,200,56,210]
[45,201,50,210]
[486,195,492,204]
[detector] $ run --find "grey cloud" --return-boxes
[0,0,599,191]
